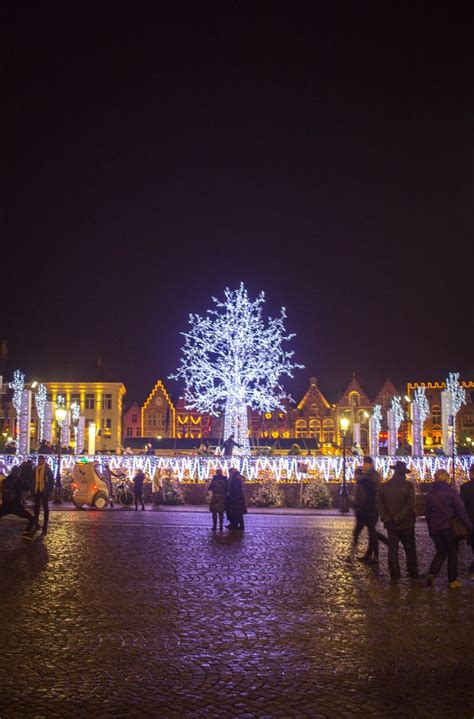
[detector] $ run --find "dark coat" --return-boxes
[208,475,228,513]
[226,473,247,515]
[376,472,416,529]
[30,463,55,497]
[353,474,377,516]
[133,472,145,493]
[425,481,472,535]
[460,479,474,523]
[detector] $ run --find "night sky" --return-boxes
[3,5,473,405]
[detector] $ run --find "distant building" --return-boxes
[142,380,175,439]
[123,402,142,440]
[407,380,474,451]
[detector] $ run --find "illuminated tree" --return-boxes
[172,283,303,454]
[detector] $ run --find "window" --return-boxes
[136,428,141,437]
[432,405,441,425]
[102,393,112,410]
[85,394,95,410]
[126,427,133,437]
[70,393,80,406]
[322,420,334,444]
[349,392,360,408]
[102,418,111,429]
[295,419,307,438]
[132,414,138,424]
[308,419,321,440]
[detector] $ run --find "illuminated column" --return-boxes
[369,405,382,457]
[353,422,361,445]
[43,401,53,443]
[387,410,397,457]
[411,401,423,457]
[76,416,85,454]
[88,421,96,455]
[441,391,453,456]
[18,390,32,455]
[60,410,70,448]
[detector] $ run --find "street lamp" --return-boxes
[54,399,67,504]
[340,416,350,513]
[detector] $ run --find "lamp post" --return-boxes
[340,416,350,513]
[54,399,67,504]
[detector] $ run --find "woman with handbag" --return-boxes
[425,469,472,588]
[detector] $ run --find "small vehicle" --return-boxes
[71,462,110,510]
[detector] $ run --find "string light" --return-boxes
[171,283,303,455]
[445,372,467,448]
[34,383,48,440]
[413,386,429,428]
[9,369,24,417]
[391,396,404,433]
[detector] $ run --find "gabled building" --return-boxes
[175,397,212,439]
[294,377,336,445]
[336,374,373,448]
[142,380,175,439]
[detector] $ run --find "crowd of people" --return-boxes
[349,456,474,588]
[1,451,474,588]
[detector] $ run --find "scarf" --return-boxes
[35,464,46,493]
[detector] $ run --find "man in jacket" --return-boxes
[0,465,36,537]
[30,455,55,535]
[461,464,474,578]
[376,461,418,581]
[349,467,380,563]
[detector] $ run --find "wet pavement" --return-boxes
[1,508,474,718]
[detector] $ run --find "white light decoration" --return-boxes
[369,404,382,456]
[70,401,80,452]
[18,390,32,455]
[171,283,303,455]
[391,396,405,433]
[444,372,467,455]
[387,396,404,456]
[0,453,470,484]
[412,386,430,457]
[34,383,48,441]
[9,369,25,445]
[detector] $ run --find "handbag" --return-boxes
[432,493,470,540]
[449,516,470,541]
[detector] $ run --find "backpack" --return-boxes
[2,475,18,504]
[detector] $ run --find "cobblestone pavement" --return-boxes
[1,510,474,718]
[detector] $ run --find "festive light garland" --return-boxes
[0,453,472,483]
[71,401,80,450]
[171,283,303,455]
[34,383,48,441]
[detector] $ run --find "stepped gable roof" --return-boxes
[375,378,401,404]
[337,373,372,405]
[142,380,175,412]
[297,377,331,412]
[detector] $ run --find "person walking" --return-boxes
[226,468,247,530]
[0,465,36,538]
[460,464,474,579]
[425,468,471,588]
[208,468,228,531]
[133,469,146,511]
[376,460,419,581]
[349,467,380,563]
[30,455,55,535]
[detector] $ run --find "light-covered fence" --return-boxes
[0,454,473,483]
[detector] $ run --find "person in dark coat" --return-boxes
[460,464,474,578]
[376,460,419,581]
[133,469,146,510]
[425,468,472,588]
[30,455,55,535]
[0,465,36,537]
[350,467,380,563]
[19,459,34,505]
[222,434,241,458]
[226,468,247,530]
[208,468,228,531]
